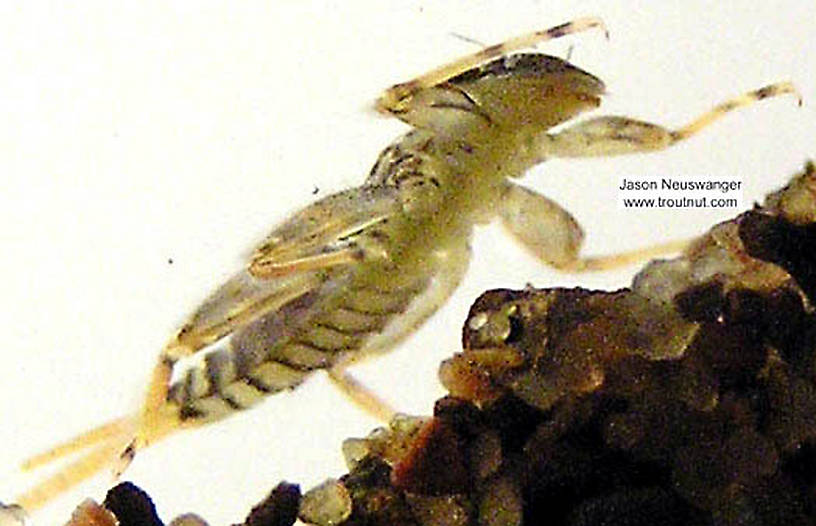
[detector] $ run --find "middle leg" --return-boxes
[498,181,689,272]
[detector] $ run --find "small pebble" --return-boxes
[168,514,209,526]
[0,503,26,526]
[299,479,351,526]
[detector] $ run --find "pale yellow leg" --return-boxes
[545,83,802,159]
[562,239,691,272]
[328,365,397,423]
[499,181,689,273]
[512,82,801,273]
[671,82,802,142]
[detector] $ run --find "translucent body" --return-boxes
[15,18,799,513]
[165,54,605,421]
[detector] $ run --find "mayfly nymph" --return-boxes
[14,17,800,514]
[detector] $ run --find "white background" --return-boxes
[1,1,814,524]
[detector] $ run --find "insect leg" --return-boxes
[376,17,608,114]
[498,182,584,269]
[515,83,800,271]
[499,181,687,272]
[327,365,397,423]
[558,239,691,272]
[671,82,802,142]
[543,82,801,159]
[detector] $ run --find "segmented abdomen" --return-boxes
[167,269,429,422]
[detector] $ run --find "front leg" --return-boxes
[506,83,800,272]
[541,82,800,159]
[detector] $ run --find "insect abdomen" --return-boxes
[166,347,309,421]
[168,272,428,422]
